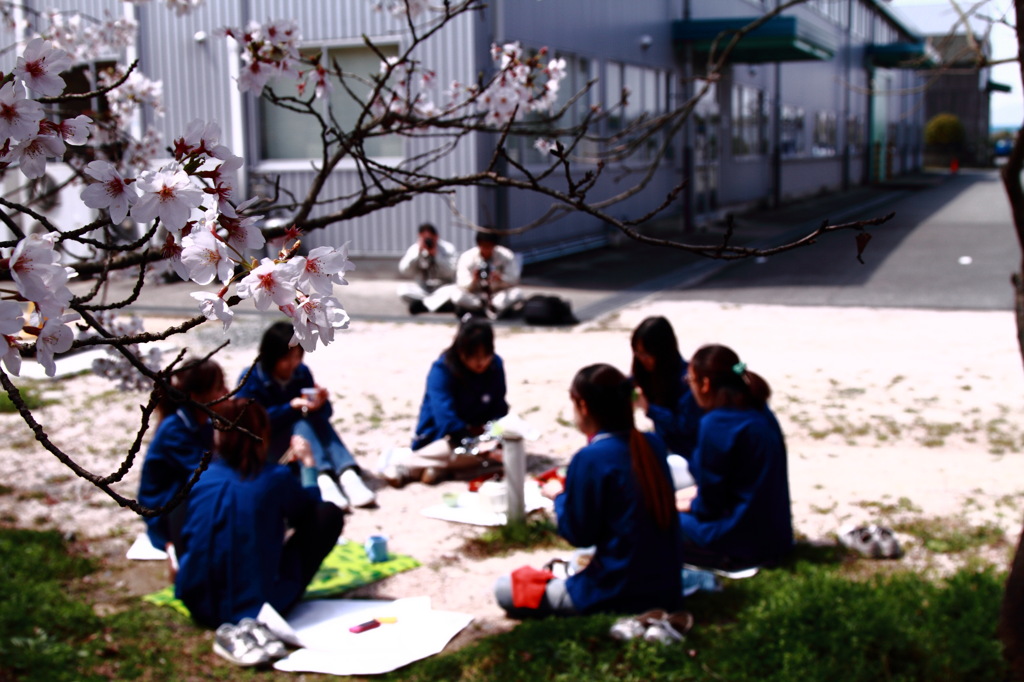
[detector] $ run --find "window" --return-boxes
[846,113,864,150]
[601,60,669,160]
[260,44,401,161]
[780,105,805,157]
[812,111,837,156]
[731,85,766,156]
[693,81,720,164]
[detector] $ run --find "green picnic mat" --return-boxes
[143,540,420,617]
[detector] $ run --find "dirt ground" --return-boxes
[3,298,1024,648]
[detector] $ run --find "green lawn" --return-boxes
[0,527,1009,681]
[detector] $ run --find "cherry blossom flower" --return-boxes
[15,38,72,97]
[534,138,556,155]
[220,212,265,253]
[9,232,70,306]
[291,294,350,351]
[180,227,233,285]
[191,291,234,330]
[0,335,21,376]
[5,132,65,179]
[132,166,205,233]
[54,115,93,145]
[236,258,301,310]
[160,234,190,281]
[34,312,79,378]
[294,243,355,296]
[0,301,24,337]
[81,160,139,224]
[0,82,44,141]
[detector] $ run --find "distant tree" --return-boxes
[924,112,967,148]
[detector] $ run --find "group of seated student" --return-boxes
[493,316,793,618]
[136,313,792,654]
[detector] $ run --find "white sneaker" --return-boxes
[339,468,376,508]
[317,473,350,511]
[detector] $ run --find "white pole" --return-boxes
[503,432,526,523]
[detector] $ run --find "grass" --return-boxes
[461,517,570,559]
[0,527,1011,681]
[0,383,53,413]
[893,516,1008,554]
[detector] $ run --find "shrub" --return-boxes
[925,113,966,148]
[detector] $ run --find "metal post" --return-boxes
[502,432,526,523]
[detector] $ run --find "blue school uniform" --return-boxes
[138,408,213,549]
[235,363,355,473]
[679,406,793,567]
[174,459,323,627]
[644,369,702,458]
[411,353,508,450]
[555,432,684,614]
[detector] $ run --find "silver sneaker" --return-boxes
[213,622,270,667]
[237,617,288,659]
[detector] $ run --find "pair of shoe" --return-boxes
[213,618,287,667]
[838,524,903,559]
[318,470,377,510]
[609,609,694,644]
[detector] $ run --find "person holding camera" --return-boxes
[453,231,524,319]
[397,223,459,315]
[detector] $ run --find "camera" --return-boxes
[423,237,436,249]
[478,262,491,291]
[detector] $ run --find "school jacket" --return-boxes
[679,406,793,566]
[555,431,684,614]
[411,353,508,450]
[138,408,213,549]
[174,459,322,627]
[235,362,331,460]
[644,367,703,459]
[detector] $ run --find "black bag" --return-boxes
[522,294,577,326]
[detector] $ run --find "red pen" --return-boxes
[349,619,381,633]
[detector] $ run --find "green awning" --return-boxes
[988,80,1012,93]
[867,42,935,68]
[673,16,837,64]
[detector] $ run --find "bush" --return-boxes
[925,113,966,148]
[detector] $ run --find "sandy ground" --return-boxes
[3,299,1024,640]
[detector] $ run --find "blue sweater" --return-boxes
[174,459,322,627]
[138,408,213,548]
[645,372,702,459]
[411,353,508,450]
[555,432,684,614]
[679,406,793,566]
[235,362,330,460]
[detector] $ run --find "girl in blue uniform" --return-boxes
[678,344,793,570]
[138,358,226,552]
[631,316,702,459]
[174,398,345,629]
[236,322,375,509]
[494,363,683,617]
[383,317,508,485]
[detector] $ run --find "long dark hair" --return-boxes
[443,317,495,377]
[689,344,771,410]
[258,321,300,375]
[215,398,269,478]
[156,358,224,421]
[631,316,685,407]
[571,364,675,530]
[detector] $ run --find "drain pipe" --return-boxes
[502,432,526,523]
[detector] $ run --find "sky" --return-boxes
[889,0,1021,129]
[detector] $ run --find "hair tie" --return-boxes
[732,362,746,375]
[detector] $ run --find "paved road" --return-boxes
[661,169,1019,311]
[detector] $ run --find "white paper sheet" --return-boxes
[420,489,553,527]
[272,597,473,676]
[126,532,168,561]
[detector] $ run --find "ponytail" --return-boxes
[690,344,770,410]
[572,364,676,530]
